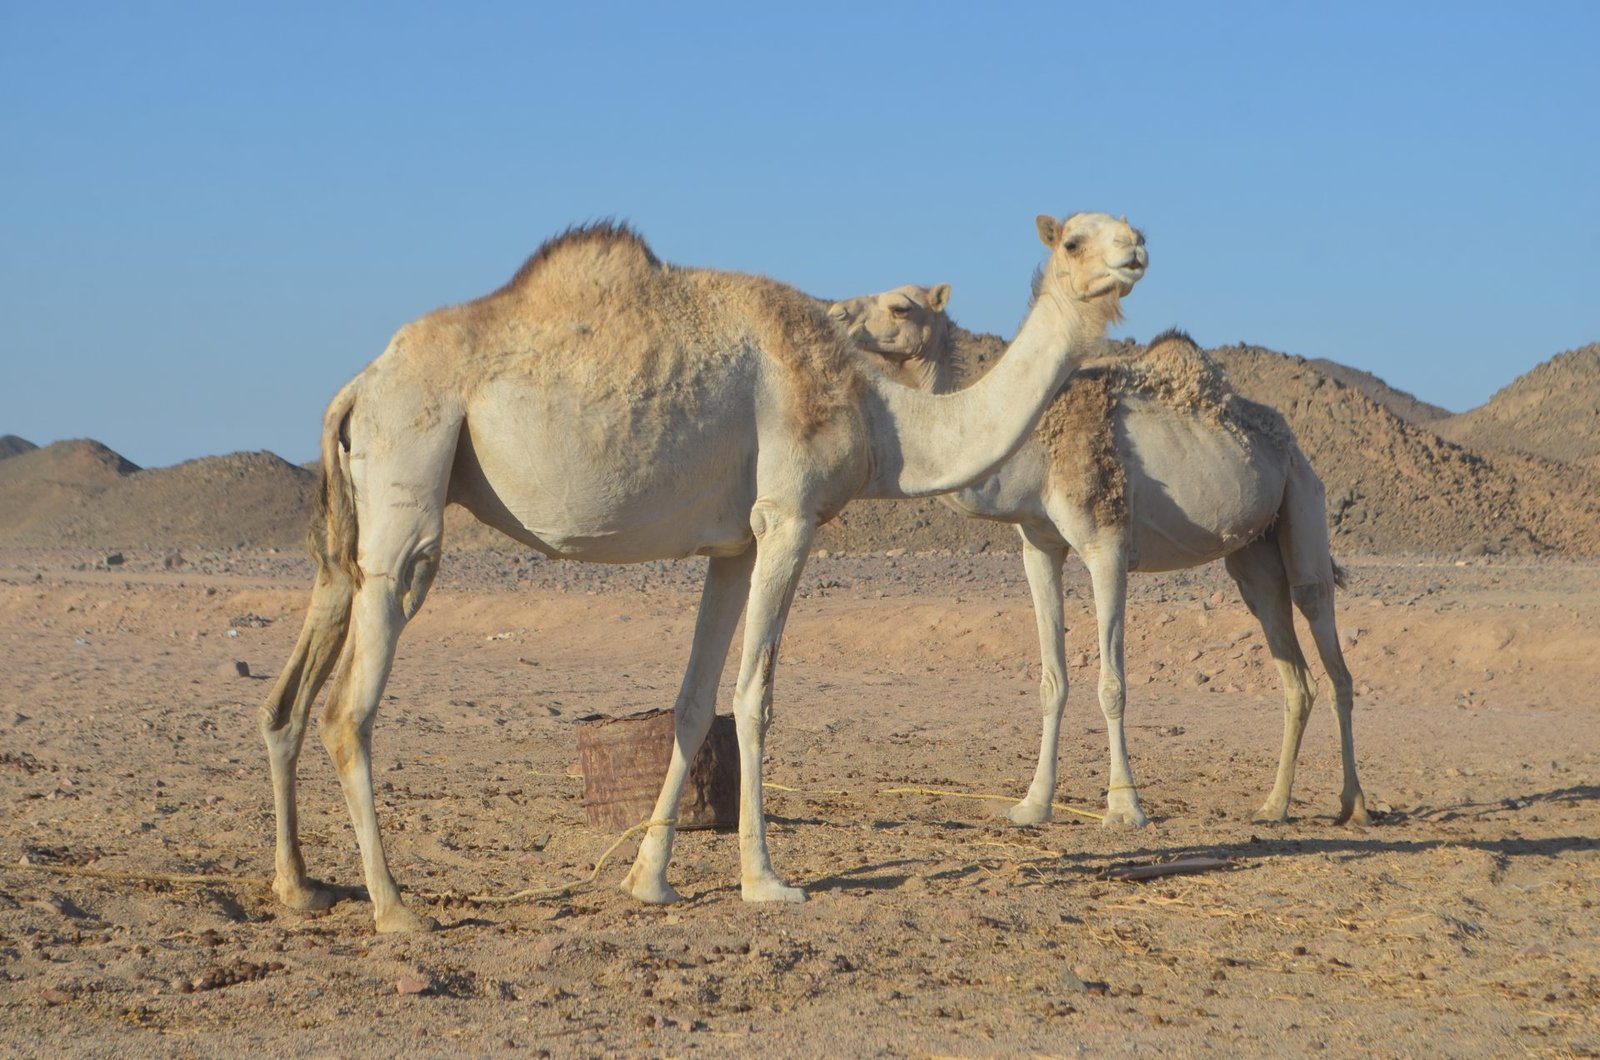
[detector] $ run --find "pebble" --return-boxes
[395,976,431,996]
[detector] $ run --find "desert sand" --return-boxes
[0,544,1596,1056]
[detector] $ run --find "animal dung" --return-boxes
[576,708,738,832]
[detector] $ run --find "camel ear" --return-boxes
[1035,214,1060,247]
[926,283,951,312]
[827,300,855,323]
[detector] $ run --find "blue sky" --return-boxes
[2,2,1596,468]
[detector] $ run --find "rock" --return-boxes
[396,976,431,996]
[162,551,186,569]
[103,552,124,567]
[219,660,250,678]
[1191,671,1211,686]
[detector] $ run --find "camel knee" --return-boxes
[1097,674,1126,720]
[1290,581,1328,622]
[1039,668,1065,706]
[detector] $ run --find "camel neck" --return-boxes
[859,293,1103,499]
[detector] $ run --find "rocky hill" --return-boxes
[0,442,316,550]
[1431,343,1600,467]
[1214,346,1600,556]
[0,435,38,460]
[1303,359,1451,425]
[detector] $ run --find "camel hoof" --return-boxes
[1007,801,1052,827]
[374,904,438,934]
[273,876,335,913]
[1252,803,1290,824]
[624,874,682,906]
[1100,806,1149,829]
[741,876,807,903]
[1336,796,1371,827]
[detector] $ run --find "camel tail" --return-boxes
[313,382,362,588]
[260,382,362,735]
[1331,559,1348,592]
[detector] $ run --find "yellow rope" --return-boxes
[415,817,676,905]
[761,781,849,796]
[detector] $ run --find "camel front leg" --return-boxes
[623,549,756,904]
[1084,544,1147,828]
[733,503,813,903]
[1009,527,1068,826]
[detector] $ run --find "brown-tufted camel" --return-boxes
[830,285,1366,830]
[260,214,1146,932]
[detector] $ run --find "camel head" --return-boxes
[828,283,952,365]
[1034,212,1147,312]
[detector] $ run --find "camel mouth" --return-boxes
[857,342,915,362]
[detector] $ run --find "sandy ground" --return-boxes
[0,547,1596,1057]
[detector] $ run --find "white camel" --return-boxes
[829,285,1367,829]
[260,214,1147,932]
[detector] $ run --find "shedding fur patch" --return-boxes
[1037,333,1298,526]
[1038,368,1127,526]
[1111,333,1297,451]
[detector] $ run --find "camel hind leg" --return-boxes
[317,408,458,932]
[1225,538,1316,823]
[1276,462,1368,825]
[260,565,353,912]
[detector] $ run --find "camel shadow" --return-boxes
[796,784,1600,890]
[1052,782,1600,878]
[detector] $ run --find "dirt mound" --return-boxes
[0,434,38,460]
[0,439,143,542]
[1431,343,1600,465]
[1303,359,1451,424]
[1214,345,1600,556]
[0,444,317,550]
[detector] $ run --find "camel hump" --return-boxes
[1125,331,1233,414]
[495,220,662,296]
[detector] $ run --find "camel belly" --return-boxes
[1119,405,1286,572]
[448,380,758,563]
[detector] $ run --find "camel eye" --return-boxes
[889,304,910,317]
[1063,238,1081,253]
